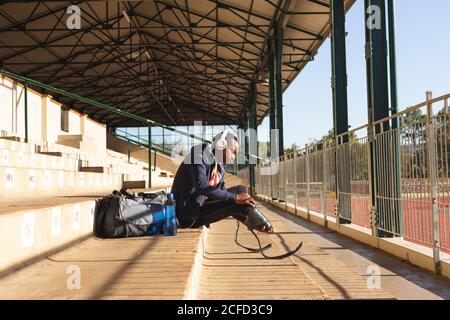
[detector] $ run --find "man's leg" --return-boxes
[192,185,248,227]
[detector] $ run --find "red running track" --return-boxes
[296,195,450,254]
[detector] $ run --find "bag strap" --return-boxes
[119,188,135,198]
[137,190,166,200]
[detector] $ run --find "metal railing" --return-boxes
[114,125,239,159]
[255,92,450,274]
[113,128,173,156]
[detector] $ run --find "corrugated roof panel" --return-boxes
[0,0,355,126]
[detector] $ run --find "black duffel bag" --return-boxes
[93,189,167,238]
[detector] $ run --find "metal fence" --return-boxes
[255,92,450,271]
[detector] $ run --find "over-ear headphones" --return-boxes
[215,130,229,150]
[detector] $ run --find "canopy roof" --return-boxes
[0,0,355,127]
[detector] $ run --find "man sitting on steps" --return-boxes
[171,130,274,233]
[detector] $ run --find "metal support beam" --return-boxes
[387,0,398,122]
[365,0,401,237]
[24,82,28,143]
[331,0,349,141]
[127,139,131,164]
[148,125,152,189]
[236,124,242,176]
[243,119,250,192]
[365,0,390,128]
[154,148,157,172]
[274,21,285,157]
[162,128,165,152]
[268,39,277,159]
[268,38,278,201]
[387,0,403,236]
[267,21,284,200]
[331,0,351,225]
[248,82,258,197]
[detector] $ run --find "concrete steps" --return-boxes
[0,136,21,142]
[0,195,98,275]
[0,224,202,299]
[80,166,106,173]
[122,180,146,189]
[0,138,174,199]
[38,151,63,157]
[0,166,121,199]
[0,135,178,285]
[0,163,171,200]
[0,183,176,277]
[57,134,97,153]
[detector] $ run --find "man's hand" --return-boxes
[236,193,255,207]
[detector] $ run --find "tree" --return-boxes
[258,141,271,158]
[285,143,299,154]
[320,128,357,142]
[434,106,450,178]
[401,109,427,178]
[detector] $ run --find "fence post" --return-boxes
[426,91,441,275]
[284,154,288,211]
[278,154,287,210]
[127,139,131,164]
[322,147,327,225]
[148,125,152,189]
[162,128,165,152]
[334,138,340,229]
[276,156,280,201]
[270,159,274,201]
[445,98,448,181]
[306,144,310,219]
[367,119,378,237]
[293,148,298,215]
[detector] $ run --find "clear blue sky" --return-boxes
[259,0,450,148]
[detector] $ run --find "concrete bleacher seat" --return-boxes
[0,141,123,200]
[0,130,177,277]
[38,151,63,157]
[0,228,203,299]
[0,195,97,275]
[57,134,98,154]
[159,171,168,178]
[0,135,176,197]
[80,166,107,173]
